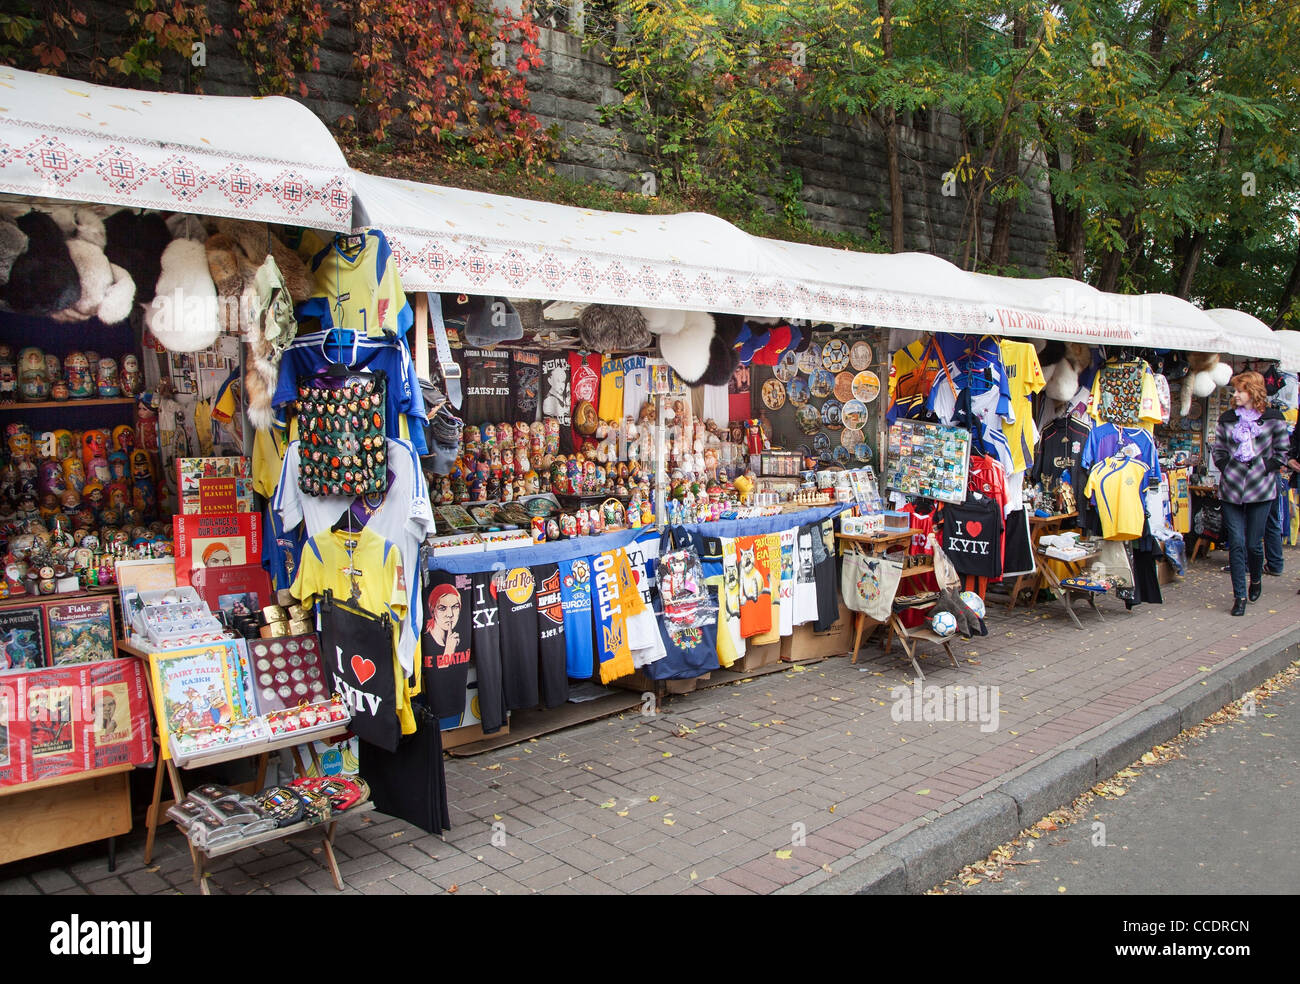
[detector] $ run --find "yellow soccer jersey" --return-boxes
[1000,340,1047,473]
[888,338,941,423]
[298,230,412,338]
[291,526,418,734]
[1168,467,1191,535]
[599,355,625,422]
[1084,456,1149,541]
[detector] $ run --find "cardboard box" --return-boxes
[441,720,509,750]
[1156,557,1180,586]
[736,641,781,673]
[782,602,855,662]
[665,673,711,695]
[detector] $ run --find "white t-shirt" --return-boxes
[702,383,730,429]
[778,528,796,636]
[275,437,432,674]
[626,532,667,667]
[623,356,650,422]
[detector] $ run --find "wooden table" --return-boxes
[1029,545,1105,629]
[1006,512,1078,611]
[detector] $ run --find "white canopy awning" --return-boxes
[0,66,353,230]
[1274,330,1300,372]
[1205,309,1283,362]
[352,169,1262,356]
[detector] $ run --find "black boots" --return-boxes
[1231,598,1248,616]
[1248,581,1262,602]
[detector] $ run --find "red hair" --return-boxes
[1230,370,1268,410]
[427,583,460,609]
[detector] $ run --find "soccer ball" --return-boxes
[959,590,986,619]
[931,610,958,637]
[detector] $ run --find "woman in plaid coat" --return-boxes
[1212,371,1292,615]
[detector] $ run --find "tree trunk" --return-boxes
[1174,123,1232,299]
[878,0,904,252]
[1271,219,1300,329]
[988,10,1027,269]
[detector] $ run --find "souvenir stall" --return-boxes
[0,67,377,879]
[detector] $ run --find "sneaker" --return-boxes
[1264,566,1283,576]
[1221,564,1232,573]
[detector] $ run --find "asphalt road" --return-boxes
[960,675,1298,895]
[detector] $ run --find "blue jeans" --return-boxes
[1223,499,1272,600]
[1265,476,1286,573]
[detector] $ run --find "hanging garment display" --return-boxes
[647,588,721,681]
[887,336,946,423]
[296,229,412,338]
[625,531,667,668]
[656,543,719,650]
[778,529,797,636]
[317,592,399,752]
[470,570,507,734]
[599,354,626,422]
[421,571,473,720]
[511,350,541,422]
[939,496,1004,578]
[999,339,1047,472]
[532,563,568,709]
[1089,358,1162,429]
[458,347,513,423]
[1002,508,1036,578]
[540,354,572,452]
[273,330,428,454]
[735,534,774,639]
[592,547,636,684]
[793,524,820,626]
[294,372,388,497]
[812,517,840,632]
[496,566,540,711]
[717,537,748,666]
[558,556,596,680]
[357,706,450,836]
[1085,455,1150,540]
[569,352,601,448]
[1032,413,1091,514]
[1081,422,1160,482]
[291,525,414,735]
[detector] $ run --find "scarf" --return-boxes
[1230,407,1262,462]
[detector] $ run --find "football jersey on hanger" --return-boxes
[296,230,412,338]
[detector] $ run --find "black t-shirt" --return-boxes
[459,348,512,422]
[1034,415,1091,504]
[422,571,473,720]
[496,565,540,711]
[512,350,541,422]
[939,497,1003,578]
[471,570,506,734]
[533,563,568,709]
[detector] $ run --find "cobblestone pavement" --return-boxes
[3,551,1297,896]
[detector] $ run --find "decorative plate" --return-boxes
[841,398,868,429]
[821,399,844,431]
[810,369,835,399]
[813,432,831,453]
[787,376,811,406]
[833,446,851,464]
[834,371,855,402]
[850,340,873,371]
[841,426,864,449]
[854,442,873,462]
[775,350,800,382]
[796,405,822,435]
[822,338,850,372]
[797,344,822,375]
[761,378,786,411]
[851,370,881,403]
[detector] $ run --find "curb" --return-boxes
[813,629,1299,895]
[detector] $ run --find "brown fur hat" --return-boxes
[213,218,311,302]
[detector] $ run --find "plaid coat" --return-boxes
[1212,407,1290,504]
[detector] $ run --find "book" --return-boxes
[191,563,273,621]
[0,606,47,672]
[82,658,154,770]
[172,513,263,587]
[147,642,240,760]
[176,456,253,515]
[44,599,116,665]
[0,684,27,787]
[24,665,91,781]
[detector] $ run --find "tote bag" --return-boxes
[317,591,399,752]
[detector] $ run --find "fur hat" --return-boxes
[146,238,220,352]
[213,218,311,303]
[105,211,170,305]
[1044,342,1092,402]
[166,213,209,242]
[0,219,28,287]
[1181,352,1227,416]
[465,295,524,347]
[98,263,136,325]
[639,307,688,336]
[577,304,651,351]
[205,233,244,301]
[56,238,115,320]
[657,311,741,387]
[1,210,81,315]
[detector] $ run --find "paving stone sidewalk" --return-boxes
[3,552,1297,896]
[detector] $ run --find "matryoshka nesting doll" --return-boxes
[81,430,109,472]
[96,357,121,397]
[120,354,142,397]
[64,352,93,399]
[43,353,61,385]
[17,348,49,402]
[108,450,129,482]
[544,418,560,456]
[6,422,33,459]
[111,425,136,456]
